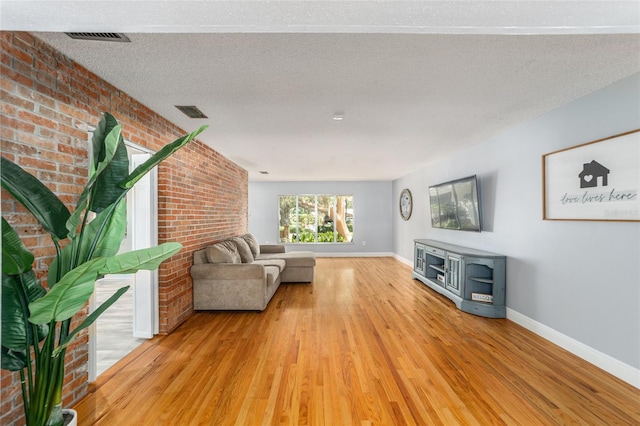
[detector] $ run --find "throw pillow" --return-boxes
[205,240,241,264]
[232,237,254,263]
[242,233,260,257]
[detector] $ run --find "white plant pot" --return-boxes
[62,409,78,426]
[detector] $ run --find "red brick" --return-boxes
[1,140,38,156]
[38,170,74,183]
[59,103,89,122]
[39,128,73,146]
[5,42,33,67]
[1,115,35,133]
[58,164,85,176]
[1,30,248,424]
[17,131,58,151]
[13,32,35,49]
[58,122,87,139]
[0,75,15,91]
[1,89,36,111]
[18,109,58,130]
[38,105,73,126]
[17,156,57,171]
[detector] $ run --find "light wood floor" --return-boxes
[95,278,146,376]
[75,258,640,425]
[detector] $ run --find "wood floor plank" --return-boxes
[75,257,640,425]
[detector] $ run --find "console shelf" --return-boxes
[428,264,445,273]
[469,277,493,284]
[412,239,506,318]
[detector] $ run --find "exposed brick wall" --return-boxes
[156,145,249,332]
[0,31,248,425]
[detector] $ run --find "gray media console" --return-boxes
[412,239,506,318]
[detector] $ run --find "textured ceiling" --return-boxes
[2,1,640,181]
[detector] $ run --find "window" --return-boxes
[279,195,353,244]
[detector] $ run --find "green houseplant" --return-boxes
[1,113,207,426]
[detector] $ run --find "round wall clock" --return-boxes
[399,188,413,221]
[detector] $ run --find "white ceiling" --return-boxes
[2,1,640,182]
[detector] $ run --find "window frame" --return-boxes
[278,194,354,244]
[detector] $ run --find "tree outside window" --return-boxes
[279,195,353,243]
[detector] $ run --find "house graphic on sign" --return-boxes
[578,160,610,188]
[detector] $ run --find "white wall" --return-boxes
[393,73,640,385]
[249,181,393,254]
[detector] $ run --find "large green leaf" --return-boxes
[48,199,126,287]
[1,157,71,240]
[1,274,29,351]
[65,185,90,239]
[30,242,182,324]
[102,242,182,275]
[2,272,48,350]
[66,120,123,237]
[91,134,128,212]
[46,238,72,290]
[2,218,34,275]
[29,258,105,324]
[84,199,127,259]
[91,112,120,169]
[90,112,128,213]
[1,346,27,371]
[53,285,130,357]
[120,125,208,189]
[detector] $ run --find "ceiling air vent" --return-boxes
[66,32,130,42]
[175,105,208,119]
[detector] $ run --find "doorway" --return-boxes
[88,143,159,381]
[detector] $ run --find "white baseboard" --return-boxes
[315,252,395,258]
[507,308,640,389]
[393,254,413,267]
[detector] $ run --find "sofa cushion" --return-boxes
[257,251,316,267]
[232,237,254,263]
[206,240,241,264]
[192,248,208,265]
[252,258,286,272]
[242,233,261,257]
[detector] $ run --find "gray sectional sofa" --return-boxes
[190,233,316,311]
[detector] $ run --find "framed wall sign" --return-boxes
[542,129,639,221]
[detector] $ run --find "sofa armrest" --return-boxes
[191,263,271,311]
[260,244,286,254]
[190,263,265,280]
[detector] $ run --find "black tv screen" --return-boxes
[429,175,482,232]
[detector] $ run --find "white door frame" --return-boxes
[88,141,159,382]
[130,152,156,339]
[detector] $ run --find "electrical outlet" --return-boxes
[362,241,366,247]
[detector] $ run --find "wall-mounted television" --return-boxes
[429,175,482,232]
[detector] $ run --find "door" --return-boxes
[88,145,158,381]
[130,153,157,338]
